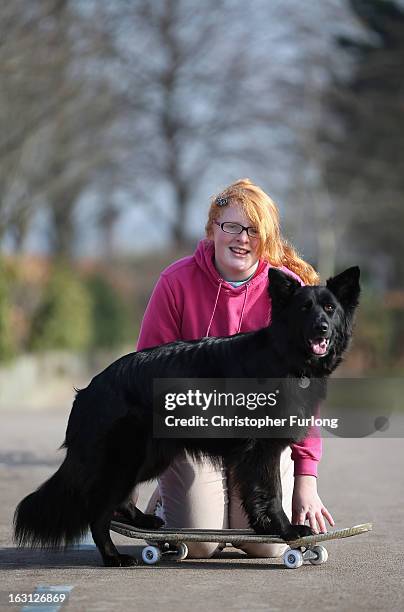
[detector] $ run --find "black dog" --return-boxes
[14,267,360,566]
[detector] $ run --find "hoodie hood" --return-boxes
[194,239,268,292]
[138,238,304,344]
[194,239,270,336]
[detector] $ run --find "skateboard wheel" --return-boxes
[175,543,189,560]
[309,545,328,565]
[283,548,304,569]
[142,545,162,565]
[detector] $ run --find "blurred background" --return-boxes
[1,0,403,409]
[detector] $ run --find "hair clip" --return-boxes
[216,196,228,207]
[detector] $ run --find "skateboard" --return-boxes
[110,521,372,569]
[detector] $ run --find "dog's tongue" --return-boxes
[311,338,328,355]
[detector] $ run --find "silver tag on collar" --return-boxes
[299,376,310,389]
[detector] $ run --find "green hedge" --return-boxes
[29,264,93,351]
[28,265,133,353]
[353,291,398,372]
[0,258,15,361]
[86,274,132,349]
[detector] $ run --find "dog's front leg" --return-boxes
[231,444,313,541]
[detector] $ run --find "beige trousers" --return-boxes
[143,446,294,559]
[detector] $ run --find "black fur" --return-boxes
[14,266,360,566]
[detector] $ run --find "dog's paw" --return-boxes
[137,513,165,529]
[283,524,314,540]
[150,515,165,529]
[103,554,138,567]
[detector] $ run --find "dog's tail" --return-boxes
[14,454,88,549]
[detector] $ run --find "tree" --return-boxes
[0,0,128,258]
[322,0,404,288]
[104,0,339,250]
[100,0,260,247]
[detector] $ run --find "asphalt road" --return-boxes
[0,409,403,612]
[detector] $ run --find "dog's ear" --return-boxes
[326,266,360,313]
[268,268,301,305]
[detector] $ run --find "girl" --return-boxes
[136,178,334,558]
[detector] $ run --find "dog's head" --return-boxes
[268,266,360,369]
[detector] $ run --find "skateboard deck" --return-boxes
[110,521,372,548]
[110,521,372,568]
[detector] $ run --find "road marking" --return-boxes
[21,585,73,612]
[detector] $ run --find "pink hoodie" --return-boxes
[137,239,322,477]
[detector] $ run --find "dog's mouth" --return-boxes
[308,337,330,357]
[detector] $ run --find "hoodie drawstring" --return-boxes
[236,284,249,333]
[206,281,249,337]
[205,281,223,337]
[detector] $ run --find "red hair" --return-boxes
[206,178,319,285]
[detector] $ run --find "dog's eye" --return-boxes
[324,304,335,313]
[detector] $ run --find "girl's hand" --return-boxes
[292,475,335,534]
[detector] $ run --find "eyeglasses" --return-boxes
[214,221,259,238]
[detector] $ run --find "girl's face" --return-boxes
[212,205,260,281]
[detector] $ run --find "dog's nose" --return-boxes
[315,320,329,334]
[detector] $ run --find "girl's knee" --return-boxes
[237,543,288,558]
[185,542,221,559]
